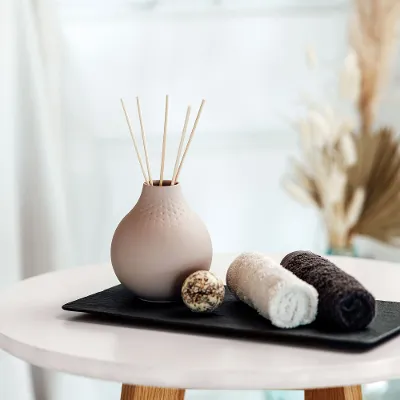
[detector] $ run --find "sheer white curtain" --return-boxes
[0,0,71,399]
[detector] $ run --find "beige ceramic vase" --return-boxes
[111,180,213,301]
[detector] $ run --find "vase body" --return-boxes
[111,181,213,301]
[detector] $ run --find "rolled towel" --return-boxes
[227,252,318,329]
[281,251,376,331]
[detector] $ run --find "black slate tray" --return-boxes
[62,285,400,350]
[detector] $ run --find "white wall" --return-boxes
[59,0,400,266]
[60,0,353,269]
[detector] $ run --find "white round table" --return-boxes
[1,254,400,400]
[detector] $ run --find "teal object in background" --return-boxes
[264,391,302,400]
[187,384,400,399]
[187,390,303,400]
[327,245,357,257]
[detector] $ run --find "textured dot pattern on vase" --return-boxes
[181,271,225,312]
[138,200,186,227]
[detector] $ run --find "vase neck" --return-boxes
[139,181,184,204]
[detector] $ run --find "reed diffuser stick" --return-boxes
[172,106,191,185]
[160,95,169,186]
[174,100,205,183]
[120,99,149,184]
[136,97,153,185]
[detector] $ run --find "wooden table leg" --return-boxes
[305,385,362,400]
[121,385,185,400]
[120,385,361,400]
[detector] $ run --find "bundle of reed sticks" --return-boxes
[120,95,205,186]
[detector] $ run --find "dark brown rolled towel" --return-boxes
[281,251,376,331]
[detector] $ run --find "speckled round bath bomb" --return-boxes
[181,271,225,312]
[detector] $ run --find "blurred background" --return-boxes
[1,0,400,399]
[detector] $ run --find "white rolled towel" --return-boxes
[227,252,318,328]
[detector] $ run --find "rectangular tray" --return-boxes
[63,285,400,350]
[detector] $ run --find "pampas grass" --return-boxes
[349,128,400,243]
[284,0,400,250]
[351,0,400,135]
